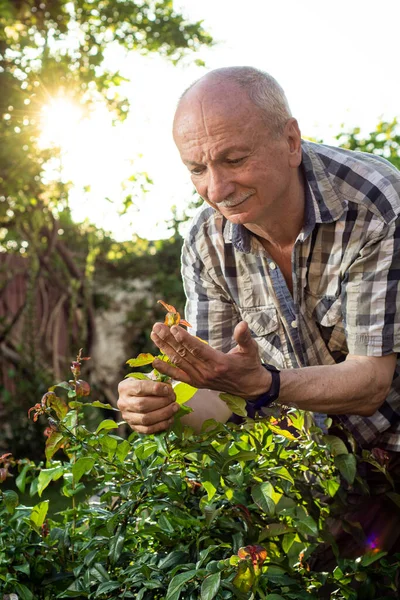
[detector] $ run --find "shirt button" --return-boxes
[291,320,298,328]
[269,261,276,270]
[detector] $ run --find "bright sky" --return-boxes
[41,0,400,241]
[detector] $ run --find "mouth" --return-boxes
[218,193,253,210]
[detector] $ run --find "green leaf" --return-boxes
[37,465,64,496]
[95,582,121,596]
[125,372,150,380]
[90,563,110,582]
[90,401,120,411]
[135,441,158,460]
[116,439,131,462]
[251,482,277,516]
[15,464,30,493]
[202,467,219,493]
[334,453,356,484]
[294,515,318,538]
[323,478,340,497]
[201,572,221,600]
[269,465,294,484]
[72,457,95,483]
[203,481,216,502]
[282,532,296,554]
[108,525,126,565]
[15,583,34,600]
[360,550,387,566]
[166,570,197,600]
[324,435,348,456]
[219,393,247,417]
[159,513,174,534]
[96,419,119,434]
[223,451,257,467]
[266,595,287,600]
[3,490,19,514]
[232,561,254,593]
[49,381,73,393]
[14,563,30,576]
[174,382,198,404]
[259,523,293,540]
[30,500,49,528]
[126,353,155,367]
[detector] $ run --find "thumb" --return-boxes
[233,321,255,353]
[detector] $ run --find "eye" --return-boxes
[226,157,245,165]
[190,166,205,176]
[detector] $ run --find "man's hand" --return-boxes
[117,378,179,434]
[150,320,271,399]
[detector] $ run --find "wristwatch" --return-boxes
[245,364,281,419]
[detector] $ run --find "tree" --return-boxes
[336,119,400,170]
[0,0,212,456]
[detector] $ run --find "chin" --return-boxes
[221,208,258,225]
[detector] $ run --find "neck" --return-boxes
[245,167,305,249]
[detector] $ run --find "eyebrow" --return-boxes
[183,145,252,166]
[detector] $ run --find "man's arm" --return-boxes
[150,320,397,421]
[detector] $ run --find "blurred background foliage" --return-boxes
[1,0,400,459]
[0,0,210,457]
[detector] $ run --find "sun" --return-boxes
[38,97,83,150]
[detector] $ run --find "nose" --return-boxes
[204,168,235,205]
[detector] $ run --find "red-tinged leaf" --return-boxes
[45,431,65,461]
[179,319,192,328]
[237,545,267,567]
[76,379,90,397]
[126,353,155,367]
[48,395,68,420]
[158,299,177,313]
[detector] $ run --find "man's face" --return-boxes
[173,81,301,227]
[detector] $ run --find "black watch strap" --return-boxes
[246,364,281,419]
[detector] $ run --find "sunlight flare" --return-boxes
[39,97,83,150]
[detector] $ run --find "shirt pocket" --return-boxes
[238,305,279,336]
[238,305,283,366]
[304,291,348,356]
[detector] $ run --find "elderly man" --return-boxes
[118,67,400,455]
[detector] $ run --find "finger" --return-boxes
[120,401,179,428]
[151,328,196,375]
[118,378,175,400]
[151,323,215,369]
[152,358,193,385]
[117,393,176,415]
[131,417,176,435]
[233,321,258,353]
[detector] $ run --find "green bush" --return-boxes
[1,351,399,599]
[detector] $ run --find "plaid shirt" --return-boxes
[181,141,400,452]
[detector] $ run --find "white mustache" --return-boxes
[218,192,253,208]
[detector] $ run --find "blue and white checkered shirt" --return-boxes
[181,141,400,451]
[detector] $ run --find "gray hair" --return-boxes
[181,66,292,136]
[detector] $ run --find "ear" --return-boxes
[285,118,302,168]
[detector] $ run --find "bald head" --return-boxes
[176,66,292,137]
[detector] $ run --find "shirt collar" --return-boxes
[223,140,346,251]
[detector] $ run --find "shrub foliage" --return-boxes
[1,353,400,599]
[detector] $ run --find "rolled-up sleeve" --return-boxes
[181,232,240,353]
[343,215,400,356]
